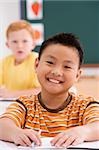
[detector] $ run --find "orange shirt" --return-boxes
[1,92,99,137]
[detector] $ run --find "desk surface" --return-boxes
[0,140,65,150]
[0,138,99,150]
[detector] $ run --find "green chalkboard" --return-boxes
[20,0,99,65]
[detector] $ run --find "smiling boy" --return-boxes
[0,33,99,148]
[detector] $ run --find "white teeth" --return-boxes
[49,79,60,84]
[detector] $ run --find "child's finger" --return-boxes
[51,132,65,146]
[62,136,76,147]
[71,137,84,146]
[25,130,41,146]
[15,137,27,146]
[21,134,32,146]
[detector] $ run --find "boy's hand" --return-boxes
[51,126,88,148]
[11,128,41,146]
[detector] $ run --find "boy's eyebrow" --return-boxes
[46,55,55,59]
[46,55,75,65]
[64,60,75,65]
[47,55,74,65]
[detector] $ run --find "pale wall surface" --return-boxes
[0,0,20,59]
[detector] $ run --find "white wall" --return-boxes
[0,0,20,59]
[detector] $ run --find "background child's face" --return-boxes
[35,44,82,95]
[6,29,35,62]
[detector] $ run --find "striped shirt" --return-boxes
[0,92,99,137]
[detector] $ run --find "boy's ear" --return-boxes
[35,58,39,71]
[6,42,9,48]
[76,68,82,82]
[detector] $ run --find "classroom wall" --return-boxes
[0,0,99,77]
[0,0,20,59]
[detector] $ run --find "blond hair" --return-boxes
[6,20,34,39]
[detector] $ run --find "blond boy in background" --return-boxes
[0,20,40,99]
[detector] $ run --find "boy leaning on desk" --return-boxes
[0,33,99,148]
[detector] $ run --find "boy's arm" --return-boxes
[0,118,20,142]
[51,121,99,148]
[81,101,99,140]
[0,99,41,146]
[0,118,41,146]
[82,121,99,140]
[51,102,99,148]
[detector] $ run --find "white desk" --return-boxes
[0,138,99,150]
[0,140,17,150]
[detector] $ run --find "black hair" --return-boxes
[38,33,84,68]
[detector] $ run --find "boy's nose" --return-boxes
[17,42,23,48]
[51,69,63,76]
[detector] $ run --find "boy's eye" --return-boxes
[64,66,71,69]
[23,40,28,43]
[12,40,17,43]
[46,61,54,64]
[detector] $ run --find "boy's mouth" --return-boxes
[47,78,63,84]
[17,51,23,54]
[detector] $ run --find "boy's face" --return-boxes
[35,44,82,95]
[6,29,35,62]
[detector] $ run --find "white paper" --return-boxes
[69,140,99,149]
[18,137,65,150]
[33,137,99,149]
[33,137,64,149]
[34,137,99,149]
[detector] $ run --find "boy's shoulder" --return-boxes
[1,55,14,66]
[71,92,98,107]
[17,94,38,106]
[2,54,13,62]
